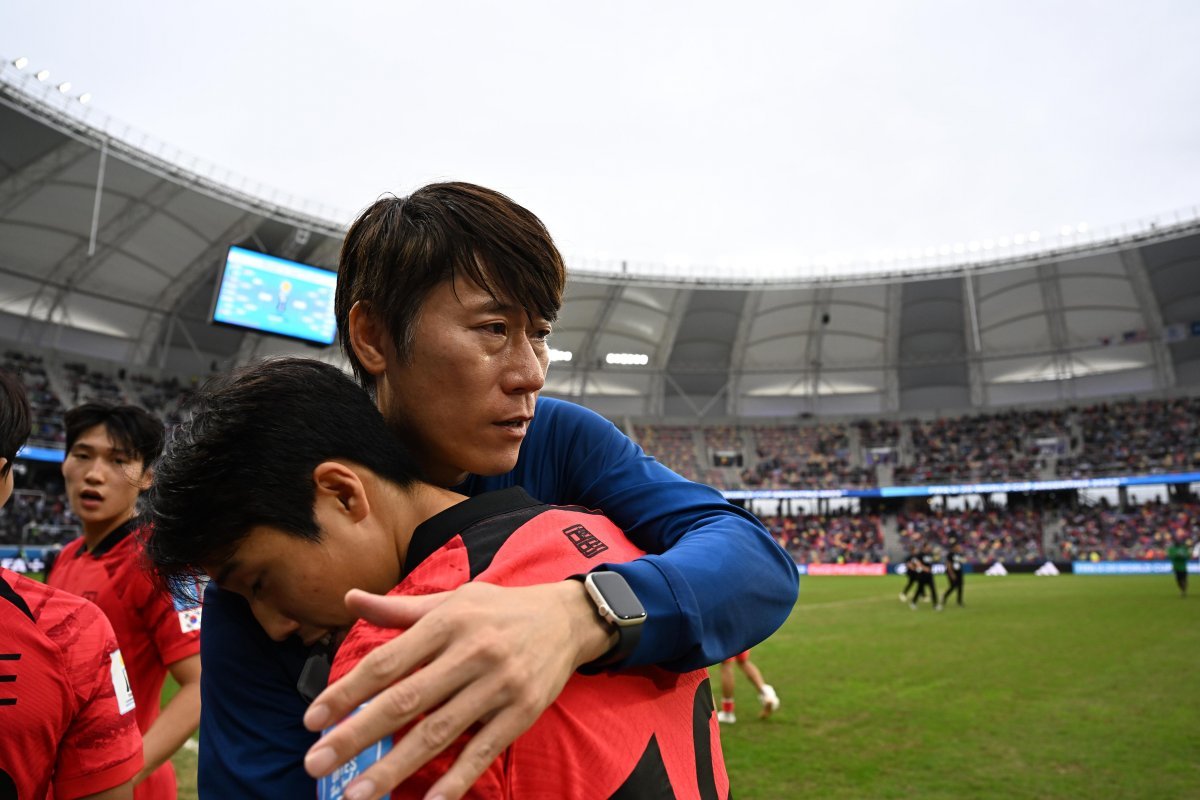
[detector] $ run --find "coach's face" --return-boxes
[351,277,551,487]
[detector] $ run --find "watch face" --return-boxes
[590,572,646,622]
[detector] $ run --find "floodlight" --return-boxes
[606,353,649,366]
[549,348,573,363]
[57,81,71,93]
[35,69,49,81]
[12,56,29,70]
[1028,231,1041,242]
[1059,225,1073,237]
[78,93,91,104]
[983,239,995,250]
[968,241,980,253]
[1077,222,1089,233]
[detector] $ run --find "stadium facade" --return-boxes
[3,63,1200,425]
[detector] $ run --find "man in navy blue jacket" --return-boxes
[196,182,798,799]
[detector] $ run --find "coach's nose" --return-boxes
[251,601,301,642]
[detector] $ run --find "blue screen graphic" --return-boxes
[211,246,337,345]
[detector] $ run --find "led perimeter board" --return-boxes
[210,245,337,345]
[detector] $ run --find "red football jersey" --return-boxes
[47,520,201,800]
[0,567,143,799]
[330,487,730,800]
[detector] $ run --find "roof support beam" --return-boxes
[725,290,761,416]
[127,211,260,366]
[570,283,624,402]
[963,273,986,407]
[0,139,92,218]
[1120,246,1176,389]
[18,178,186,345]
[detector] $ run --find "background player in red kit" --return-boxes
[0,370,142,799]
[716,650,780,724]
[47,403,201,800]
[145,358,731,799]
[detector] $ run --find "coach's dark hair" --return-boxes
[64,402,164,469]
[0,370,31,477]
[335,182,567,389]
[144,357,424,591]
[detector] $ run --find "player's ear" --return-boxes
[136,464,154,492]
[312,461,370,523]
[347,301,389,377]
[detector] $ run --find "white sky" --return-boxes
[4,0,1200,274]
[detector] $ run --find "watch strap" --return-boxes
[569,573,644,674]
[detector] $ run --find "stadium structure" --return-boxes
[3,59,1199,576]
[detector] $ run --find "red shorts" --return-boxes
[722,651,750,665]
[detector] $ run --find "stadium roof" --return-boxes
[3,71,1200,419]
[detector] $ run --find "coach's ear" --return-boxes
[312,461,370,523]
[347,301,389,377]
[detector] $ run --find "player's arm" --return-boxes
[134,653,200,785]
[54,602,142,800]
[303,400,798,799]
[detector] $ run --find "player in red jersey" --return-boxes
[143,358,731,799]
[716,650,780,724]
[47,402,201,800]
[1,369,142,799]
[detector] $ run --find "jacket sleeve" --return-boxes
[533,400,799,671]
[196,583,320,799]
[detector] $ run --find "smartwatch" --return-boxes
[572,571,647,674]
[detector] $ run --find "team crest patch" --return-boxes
[563,523,608,558]
[178,607,202,633]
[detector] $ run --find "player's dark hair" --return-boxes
[0,370,31,477]
[335,182,567,389]
[64,402,164,470]
[143,357,424,593]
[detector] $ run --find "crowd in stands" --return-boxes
[3,350,66,445]
[1055,499,1200,562]
[0,489,78,546]
[894,409,1067,485]
[1058,397,1200,478]
[898,507,1045,564]
[761,512,885,564]
[743,423,876,489]
[632,424,698,479]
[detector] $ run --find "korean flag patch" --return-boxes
[178,607,202,633]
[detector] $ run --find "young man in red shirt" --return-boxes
[47,402,201,800]
[145,358,730,799]
[1,370,143,799]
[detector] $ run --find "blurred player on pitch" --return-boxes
[717,650,780,723]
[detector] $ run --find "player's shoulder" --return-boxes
[3,567,108,652]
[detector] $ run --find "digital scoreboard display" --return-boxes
[210,245,337,345]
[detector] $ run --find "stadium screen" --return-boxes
[210,245,337,345]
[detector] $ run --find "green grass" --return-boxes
[146,575,1193,798]
[710,575,1200,799]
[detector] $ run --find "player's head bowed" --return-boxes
[142,357,422,599]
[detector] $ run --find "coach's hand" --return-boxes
[302,580,616,800]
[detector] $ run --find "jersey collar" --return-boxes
[403,486,542,575]
[77,517,139,558]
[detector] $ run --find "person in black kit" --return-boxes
[899,550,921,602]
[910,544,938,610]
[940,542,965,609]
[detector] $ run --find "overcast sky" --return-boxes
[4,0,1200,274]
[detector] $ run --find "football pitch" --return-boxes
[168,574,1199,799]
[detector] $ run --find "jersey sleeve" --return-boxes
[134,559,202,667]
[53,601,143,800]
[528,399,799,671]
